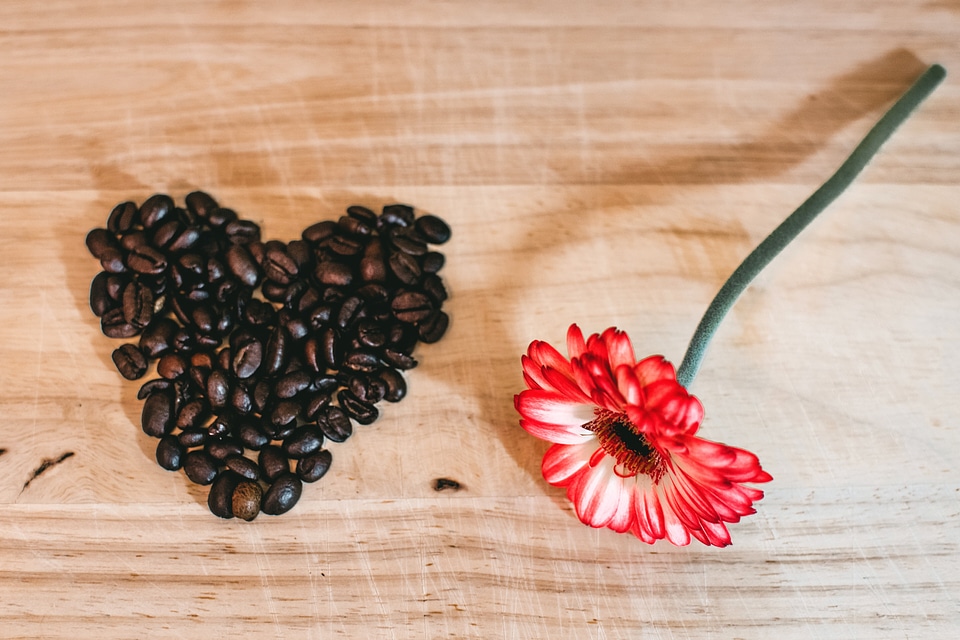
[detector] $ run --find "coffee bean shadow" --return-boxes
[448,48,930,493]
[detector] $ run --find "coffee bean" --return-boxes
[139,194,175,229]
[263,247,299,284]
[231,336,263,379]
[155,435,185,471]
[229,384,253,415]
[365,376,387,404]
[343,350,379,373]
[422,274,448,304]
[175,398,210,430]
[99,248,127,274]
[359,239,387,283]
[107,201,138,233]
[388,226,428,256]
[168,225,202,253]
[297,449,332,483]
[224,219,261,245]
[225,454,261,481]
[275,370,312,399]
[151,219,182,249]
[378,368,407,402]
[258,445,290,481]
[178,428,208,448]
[126,245,167,275]
[421,251,445,273]
[208,207,238,228]
[85,228,120,260]
[302,392,331,421]
[418,310,449,344]
[282,425,323,459]
[232,480,263,521]
[323,233,363,257]
[237,419,269,450]
[347,205,378,226]
[206,437,244,462]
[415,214,451,244]
[184,450,220,486]
[318,406,353,442]
[112,343,148,380]
[261,473,302,516]
[338,389,378,425]
[226,244,260,287]
[391,290,433,323]
[206,370,231,410]
[138,378,172,401]
[270,400,301,428]
[157,352,189,379]
[89,271,117,317]
[388,250,421,285]
[336,295,364,329]
[139,317,178,357]
[185,191,218,219]
[141,388,175,437]
[302,220,336,244]
[208,470,242,518]
[338,214,372,237]
[381,348,417,370]
[100,306,139,339]
[380,203,415,228]
[122,281,154,328]
[320,327,341,369]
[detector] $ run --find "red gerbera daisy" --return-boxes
[515,324,772,547]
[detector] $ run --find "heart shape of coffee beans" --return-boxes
[85,192,451,520]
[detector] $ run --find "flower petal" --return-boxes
[542,441,596,486]
[566,324,586,359]
[516,390,595,444]
[568,454,623,528]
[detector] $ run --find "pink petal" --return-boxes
[566,324,586,359]
[542,441,597,486]
[516,390,595,444]
[606,478,636,533]
[615,365,642,406]
[568,455,623,528]
[633,475,666,542]
[635,355,676,387]
[599,327,636,371]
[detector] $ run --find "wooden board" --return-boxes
[1,1,958,637]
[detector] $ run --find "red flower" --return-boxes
[515,324,772,546]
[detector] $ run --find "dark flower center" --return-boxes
[584,409,664,481]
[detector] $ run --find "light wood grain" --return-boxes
[1,1,959,638]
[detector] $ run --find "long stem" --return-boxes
[676,63,946,388]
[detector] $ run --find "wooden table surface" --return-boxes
[1,1,958,638]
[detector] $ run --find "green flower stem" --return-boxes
[676,63,946,388]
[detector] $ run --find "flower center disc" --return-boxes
[585,409,664,481]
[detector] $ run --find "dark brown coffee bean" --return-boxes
[422,274,448,304]
[141,388,175,437]
[381,348,417,370]
[208,470,242,518]
[175,398,209,430]
[112,343,148,380]
[107,201,138,233]
[261,473,302,516]
[207,207,238,228]
[302,392,331,421]
[321,327,341,369]
[85,228,120,260]
[279,310,309,341]
[297,449,332,483]
[318,407,353,442]
[138,317,178,357]
[168,225,202,253]
[252,379,273,414]
[336,296,364,329]
[229,384,253,415]
[343,350,379,373]
[421,251,445,273]
[157,352,188,379]
[314,258,353,287]
[378,368,407,402]
[190,304,217,335]
[206,370,230,410]
[323,233,362,257]
[347,205,378,225]
[99,247,127,274]
[263,247,299,284]
[121,281,154,328]
[231,336,262,379]
[270,400,301,427]
[224,219,261,245]
[232,480,263,521]
[89,271,117,317]
[138,378,171,400]
[156,435,185,471]
[359,239,387,283]
[139,194,175,229]
[365,377,387,404]
[150,219,182,249]
[307,304,333,331]
[178,428,208,448]
[206,437,244,462]
[338,389,378,425]
[126,245,167,275]
[282,425,323,459]
[185,191,218,219]
[302,220,337,244]
[120,230,148,252]
[184,450,219,485]
[388,250,421,285]
[275,370,312,399]
[238,420,269,450]
[243,298,276,327]
[226,244,260,287]
[391,290,433,323]
[380,203,415,228]
[258,445,289,481]
[388,226,428,256]
[337,214,372,237]
[225,454,261,481]
[356,320,387,348]
[418,310,449,343]
[415,214,451,244]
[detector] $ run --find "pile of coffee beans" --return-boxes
[85,192,450,520]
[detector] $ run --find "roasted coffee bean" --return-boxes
[225,454,260,481]
[232,480,263,521]
[365,376,387,404]
[359,239,387,283]
[99,247,127,274]
[323,233,362,257]
[263,247,298,284]
[231,336,262,379]
[302,392,331,421]
[297,449,332,483]
[275,370,312,399]
[229,384,253,415]
[206,437,244,462]
[418,310,449,343]
[336,296,364,329]
[261,279,288,302]
[307,304,333,330]
[207,207,238,228]
[380,203,415,228]
[415,214,451,244]
[347,205,378,226]
[302,220,337,244]
[421,251,445,273]
[318,406,353,442]
[112,343,148,380]
[141,388,175,437]
[206,370,231,410]
[388,226,428,256]
[282,425,323,459]
[185,191,218,219]
[320,327,341,369]
[157,352,189,379]
[422,274,448,304]
[303,336,323,372]
[139,317,178,357]
[178,428,208,448]
[190,304,217,335]
[121,280,154,328]
[224,219,261,245]
[85,228,120,260]
[107,201,138,233]
[388,250,421,285]
[139,194,175,229]
[120,231,148,252]
[261,473,302,516]
[89,271,117,317]
[138,378,171,400]
[238,419,270,450]
[168,225,202,253]
[126,245,167,275]
[270,400,301,427]
[175,398,210,430]
[337,214,372,237]
[156,435,185,471]
[206,415,231,440]
[184,450,219,485]
[226,244,260,287]
[343,350,379,373]
[391,290,433,323]
[314,258,353,287]
[378,367,407,402]
[151,218,182,249]
[279,310,309,341]
[338,389,378,425]
[356,320,387,348]
[381,348,417,370]
[243,298,276,327]
[252,379,273,413]
[258,445,289,481]
[286,239,312,268]
[208,470,242,519]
